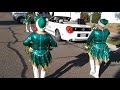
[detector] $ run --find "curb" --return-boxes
[107,43,119,51]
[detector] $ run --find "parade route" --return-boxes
[0,12,120,78]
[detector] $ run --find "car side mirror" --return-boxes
[59,19,63,23]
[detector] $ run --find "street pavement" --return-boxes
[0,12,120,78]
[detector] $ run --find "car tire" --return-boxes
[55,30,62,42]
[17,17,25,24]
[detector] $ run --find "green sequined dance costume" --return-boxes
[24,13,32,23]
[86,29,110,63]
[23,32,57,68]
[33,14,41,23]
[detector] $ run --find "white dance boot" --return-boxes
[92,64,100,78]
[30,26,33,32]
[89,59,95,75]
[26,26,29,32]
[33,66,39,78]
[40,68,46,78]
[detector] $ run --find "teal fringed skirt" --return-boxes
[30,50,52,68]
[24,18,32,23]
[88,43,110,63]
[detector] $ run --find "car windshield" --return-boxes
[60,16,71,22]
[49,16,71,22]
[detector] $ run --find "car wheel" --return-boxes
[17,17,25,24]
[55,30,62,42]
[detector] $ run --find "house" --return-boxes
[101,12,120,23]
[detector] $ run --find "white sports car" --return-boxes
[45,16,91,42]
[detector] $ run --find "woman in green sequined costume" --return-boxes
[23,16,57,78]
[85,19,110,78]
[24,12,33,32]
[33,12,41,23]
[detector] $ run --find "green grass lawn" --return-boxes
[107,37,120,46]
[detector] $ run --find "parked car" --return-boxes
[38,12,51,19]
[11,12,51,24]
[45,16,91,42]
[11,12,29,24]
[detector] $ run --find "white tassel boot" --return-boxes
[89,59,95,75]
[26,25,29,32]
[33,65,39,78]
[92,64,100,78]
[29,25,33,32]
[40,68,46,78]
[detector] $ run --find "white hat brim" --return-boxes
[98,20,105,27]
[36,19,44,31]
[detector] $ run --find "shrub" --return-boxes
[117,24,120,27]
[80,12,90,22]
[92,12,101,23]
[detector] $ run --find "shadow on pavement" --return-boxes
[112,48,120,78]
[47,48,120,78]
[116,44,120,48]
[110,48,120,63]
[100,48,120,77]
[46,53,89,78]
[0,20,20,25]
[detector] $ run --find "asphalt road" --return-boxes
[0,12,120,78]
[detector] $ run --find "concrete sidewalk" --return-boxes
[110,32,120,39]
[107,43,119,51]
[107,32,120,51]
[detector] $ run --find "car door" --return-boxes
[45,16,55,35]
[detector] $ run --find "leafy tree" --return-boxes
[92,12,101,23]
[80,12,90,22]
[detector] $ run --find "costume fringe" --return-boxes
[29,59,52,70]
[29,51,52,69]
[88,44,110,63]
